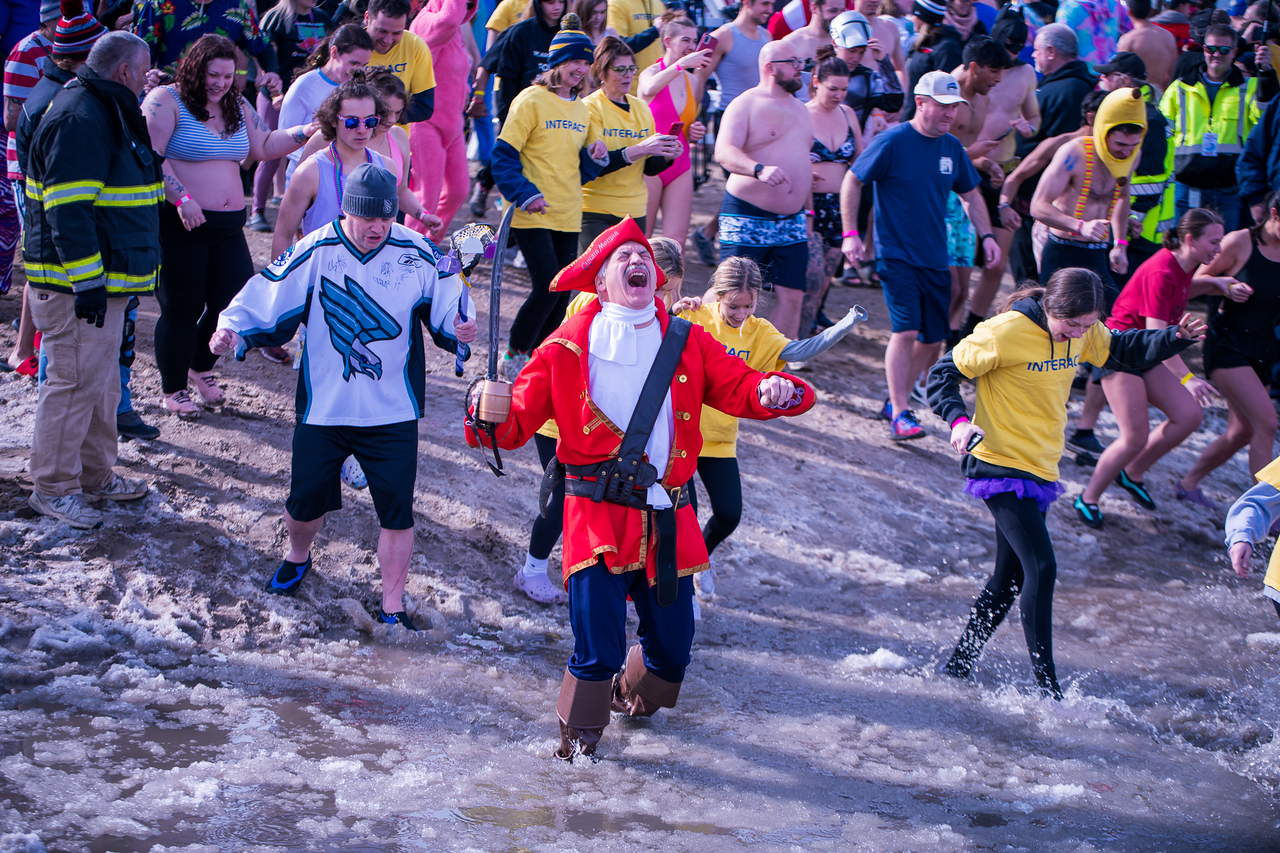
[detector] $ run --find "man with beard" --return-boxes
[465,218,816,760]
[714,41,815,339]
[841,71,998,441]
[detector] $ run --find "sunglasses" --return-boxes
[341,114,381,129]
[1204,44,1234,56]
[609,64,639,74]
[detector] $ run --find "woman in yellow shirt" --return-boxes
[927,268,1204,700]
[492,16,609,381]
[581,37,681,250]
[677,257,865,597]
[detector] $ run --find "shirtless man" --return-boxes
[962,12,1040,333]
[855,0,906,89]
[780,0,842,100]
[1117,0,1177,91]
[690,0,774,264]
[943,35,1011,340]
[1030,88,1147,302]
[715,40,816,339]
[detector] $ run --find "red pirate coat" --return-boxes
[466,298,816,586]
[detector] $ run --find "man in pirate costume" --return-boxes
[465,218,816,760]
[211,164,477,627]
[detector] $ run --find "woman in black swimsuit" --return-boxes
[1177,189,1280,505]
[807,47,862,323]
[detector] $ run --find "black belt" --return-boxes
[563,465,691,510]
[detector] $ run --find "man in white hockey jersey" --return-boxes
[211,164,478,629]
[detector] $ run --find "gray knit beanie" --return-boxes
[41,0,61,23]
[342,164,399,219]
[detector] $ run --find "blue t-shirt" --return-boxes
[852,122,980,271]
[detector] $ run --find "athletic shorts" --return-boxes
[286,420,419,529]
[1039,233,1118,308]
[1204,325,1277,386]
[978,172,1003,228]
[719,192,809,291]
[945,192,976,268]
[813,191,842,249]
[876,257,950,344]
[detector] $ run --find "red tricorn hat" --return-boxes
[549,216,666,294]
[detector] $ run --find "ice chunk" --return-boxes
[1245,632,1280,649]
[840,649,912,672]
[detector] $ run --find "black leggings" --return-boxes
[508,227,579,354]
[948,490,1062,698]
[155,205,252,394]
[686,456,743,556]
[528,432,564,560]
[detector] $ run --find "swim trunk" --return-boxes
[813,191,842,249]
[1039,232,1118,308]
[1204,321,1277,386]
[876,257,950,344]
[719,192,809,291]
[286,420,419,529]
[945,192,976,268]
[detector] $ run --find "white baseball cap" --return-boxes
[830,10,871,50]
[914,71,970,106]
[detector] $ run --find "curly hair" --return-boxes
[174,35,243,136]
[313,69,387,142]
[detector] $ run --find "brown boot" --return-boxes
[554,669,612,760]
[611,644,681,717]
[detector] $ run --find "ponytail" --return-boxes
[998,267,1107,320]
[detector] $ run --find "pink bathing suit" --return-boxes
[648,58,697,187]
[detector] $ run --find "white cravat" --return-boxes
[588,303,674,509]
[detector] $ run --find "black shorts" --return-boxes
[1039,233,1119,309]
[1204,325,1277,386]
[978,173,1003,229]
[813,191,842,249]
[286,420,419,529]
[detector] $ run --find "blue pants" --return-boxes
[473,79,496,164]
[117,296,139,416]
[1174,182,1241,234]
[567,560,695,683]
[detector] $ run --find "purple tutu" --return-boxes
[964,477,1066,513]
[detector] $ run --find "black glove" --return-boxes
[74,286,108,328]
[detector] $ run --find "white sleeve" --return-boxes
[216,239,317,356]
[423,266,464,352]
[1225,481,1280,548]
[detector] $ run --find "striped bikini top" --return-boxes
[163,86,251,162]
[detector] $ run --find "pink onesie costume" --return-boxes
[407,0,473,239]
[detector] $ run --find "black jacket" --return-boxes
[1015,59,1096,159]
[1238,94,1280,206]
[902,25,965,122]
[23,68,163,297]
[486,14,559,127]
[15,63,74,178]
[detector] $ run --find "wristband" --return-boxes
[842,229,859,238]
[980,233,995,243]
[177,194,192,207]
[804,209,814,217]
[472,89,484,96]
[1073,218,1084,234]
[950,415,970,429]
[1116,238,1130,246]
[1181,372,1194,385]
[997,201,1011,210]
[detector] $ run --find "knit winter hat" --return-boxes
[40,0,61,23]
[547,13,594,69]
[342,164,399,219]
[912,0,945,26]
[54,0,109,57]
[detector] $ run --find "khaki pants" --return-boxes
[29,290,125,496]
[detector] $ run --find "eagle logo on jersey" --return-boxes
[317,275,403,381]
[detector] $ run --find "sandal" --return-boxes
[162,390,200,418]
[859,260,882,286]
[188,370,224,405]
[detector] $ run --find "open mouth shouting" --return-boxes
[626,262,651,289]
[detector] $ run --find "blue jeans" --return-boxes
[567,560,695,683]
[1174,182,1241,234]
[473,79,496,164]
[117,296,139,416]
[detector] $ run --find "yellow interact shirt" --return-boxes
[499,86,598,232]
[486,0,524,33]
[371,32,435,127]
[582,90,655,219]
[1253,458,1280,597]
[680,303,788,457]
[952,311,1112,482]
[608,0,665,91]
[537,292,598,441]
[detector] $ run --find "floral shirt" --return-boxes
[131,0,271,76]
[1054,0,1132,72]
